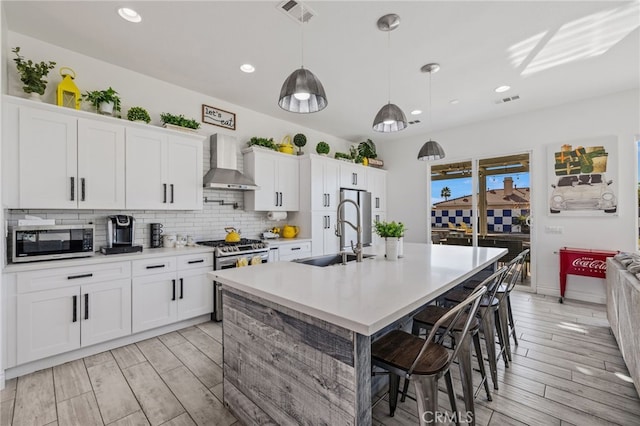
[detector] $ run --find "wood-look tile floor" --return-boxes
[2,291,639,425]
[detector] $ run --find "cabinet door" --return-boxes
[126,128,168,210]
[77,119,126,209]
[339,163,367,190]
[368,168,387,212]
[166,136,203,210]
[323,212,340,255]
[177,267,214,320]
[17,286,80,363]
[372,211,387,247]
[18,107,78,209]
[311,158,339,211]
[278,156,299,211]
[324,160,340,210]
[311,212,340,256]
[132,272,178,333]
[247,151,278,210]
[80,279,131,347]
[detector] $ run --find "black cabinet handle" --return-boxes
[172,279,176,301]
[146,264,165,269]
[327,194,330,207]
[376,197,380,209]
[68,273,93,280]
[84,293,89,320]
[163,183,167,203]
[170,184,174,203]
[275,191,278,207]
[81,178,86,201]
[188,259,204,264]
[180,278,184,299]
[291,247,301,251]
[280,192,283,206]
[72,295,77,323]
[70,177,75,201]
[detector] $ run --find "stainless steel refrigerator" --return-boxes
[339,189,372,251]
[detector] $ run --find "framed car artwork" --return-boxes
[547,136,618,216]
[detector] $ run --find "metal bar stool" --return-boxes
[404,267,508,424]
[371,285,487,426]
[496,249,530,360]
[444,261,516,391]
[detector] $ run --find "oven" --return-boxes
[197,239,269,321]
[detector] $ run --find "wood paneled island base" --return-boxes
[222,286,372,425]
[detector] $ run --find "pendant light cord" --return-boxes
[300,4,305,67]
[428,70,432,135]
[387,31,391,103]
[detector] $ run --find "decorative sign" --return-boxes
[202,104,236,130]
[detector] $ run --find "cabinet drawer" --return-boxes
[278,241,312,261]
[176,253,213,270]
[132,257,177,277]
[17,261,131,293]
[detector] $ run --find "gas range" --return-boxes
[197,238,269,257]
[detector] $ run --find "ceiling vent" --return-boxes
[278,0,315,23]
[495,95,521,104]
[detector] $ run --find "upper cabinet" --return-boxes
[243,148,299,211]
[339,162,368,190]
[125,127,203,210]
[367,167,387,212]
[2,96,203,210]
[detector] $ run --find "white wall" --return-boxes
[0,1,6,390]
[380,89,640,303]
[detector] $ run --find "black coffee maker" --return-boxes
[101,215,143,254]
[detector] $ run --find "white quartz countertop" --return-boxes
[3,246,215,273]
[210,243,507,335]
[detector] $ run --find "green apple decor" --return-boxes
[127,106,151,123]
[12,47,56,97]
[316,141,330,155]
[293,133,307,155]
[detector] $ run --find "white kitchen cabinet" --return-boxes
[339,162,367,190]
[132,253,213,333]
[311,212,340,256]
[278,241,312,261]
[367,167,387,212]
[309,155,340,211]
[11,104,126,209]
[371,210,387,247]
[125,127,203,210]
[243,148,299,211]
[16,262,131,364]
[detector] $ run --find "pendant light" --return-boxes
[278,3,327,114]
[373,13,407,133]
[417,63,446,161]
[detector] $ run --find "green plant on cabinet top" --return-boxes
[127,106,151,123]
[160,112,201,129]
[83,87,122,113]
[316,141,330,155]
[248,137,278,151]
[12,47,56,95]
[358,139,377,159]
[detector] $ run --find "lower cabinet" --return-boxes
[311,211,340,256]
[132,254,213,333]
[277,241,312,262]
[17,277,131,364]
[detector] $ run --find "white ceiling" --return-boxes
[4,1,639,143]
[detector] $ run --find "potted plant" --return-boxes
[358,139,377,159]
[515,214,530,234]
[334,152,352,162]
[83,87,121,116]
[127,106,151,123]
[11,47,56,99]
[248,137,278,151]
[374,220,405,260]
[293,133,307,155]
[160,112,200,130]
[316,141,330,156]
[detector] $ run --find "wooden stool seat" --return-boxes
[372,330,449,375]
[413,305,480,332]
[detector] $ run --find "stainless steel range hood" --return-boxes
[203,134,258,190]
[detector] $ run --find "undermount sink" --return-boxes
[294,253,375,267]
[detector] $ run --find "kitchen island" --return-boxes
[210,243,506,425]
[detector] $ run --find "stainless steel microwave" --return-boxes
[12,224,95,263]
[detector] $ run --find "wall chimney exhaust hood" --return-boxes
[203,134,258,190]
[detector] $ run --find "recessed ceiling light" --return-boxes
[118,7,142,23]
[495,85,511,93]
[240,64,255,73]
[410,110,422,115]
[450,99,460,104]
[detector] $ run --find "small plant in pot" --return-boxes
[160,112,200,130]
[293,133,307,155]
[127,106,151,123]
[316,141,330,156]
[374,220,406,260]
[83,87,121,116]
[11,47,56,98]
[334,152,352,162]
[248,137,278,151]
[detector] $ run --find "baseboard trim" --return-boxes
[0,371,5,390]
[5,315,212,380]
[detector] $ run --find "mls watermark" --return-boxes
[421,411,474,424]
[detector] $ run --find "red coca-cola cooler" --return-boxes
[558,247,618,303]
